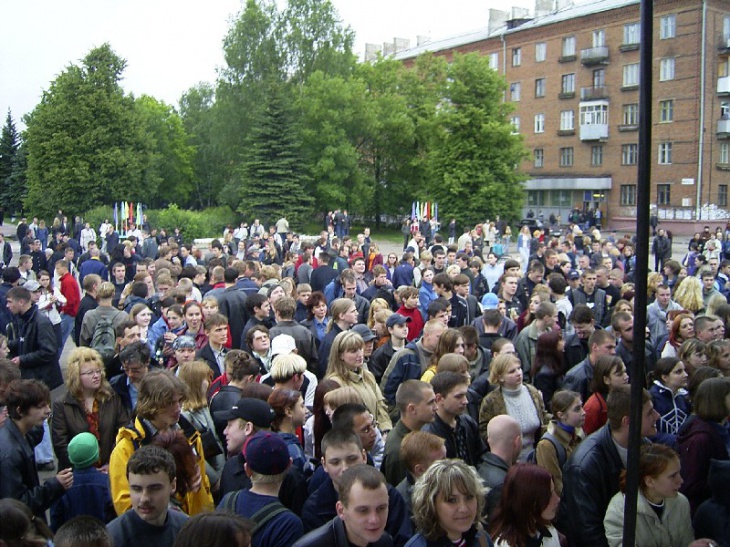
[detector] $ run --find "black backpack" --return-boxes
[90,317,116,364]
[219,492,288,535]
[526,432,567,468]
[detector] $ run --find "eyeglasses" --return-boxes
[80,369,103,377]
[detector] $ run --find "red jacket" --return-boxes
[59,273,80,317]
[396,305,425,341]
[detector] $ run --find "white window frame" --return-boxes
[488,52,499,71]
[511,116,521,134]
[559,147,574,167]
[591,145,603,166]
[562,36,576,57]
[560,110,575,131]
[720,143,729,164]
[658,142,673,165]
[593,29,606,47]
[580,104,609,126]
[510,82,521,102]
[623,23,640,45]
[562,73,575,93]
[534,149,544,168]
[660,58,675,81]
[534,113,545,133]
[535,78,546,98]
[536,42,547,62]
[620,185,637,206]
[659,99,674,122]
[660,15,676,39]
[623,63,640,87]
[512,47,522,67]
[623,104,639,125]
[622,144,639,165]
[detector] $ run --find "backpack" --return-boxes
[219,492,288,535]
[526,432,567,469]
[90,317,116,364]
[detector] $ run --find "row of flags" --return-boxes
[412,201,438,221]
[113,202,144,233]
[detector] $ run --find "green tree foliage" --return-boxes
[23,44,150,218]
[179,84,227,209]
[134,95,196,207]
[426,53,527,225]
[237,82,313,228]
[4,144,27,215]
[0,110,20,203]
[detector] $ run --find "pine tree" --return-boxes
[237,82,313,229]
[0,110,20,212]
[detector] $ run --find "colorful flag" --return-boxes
[113,202,118,231]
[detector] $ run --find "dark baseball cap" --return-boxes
[213,398,274,428]
[352,323,377,342]
[386,314,411,329]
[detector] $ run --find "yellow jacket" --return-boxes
[108,416,214,516]
[328,368,393,431]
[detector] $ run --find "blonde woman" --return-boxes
[673,276,704,314]
[51,347,128,471]
[478,354,550,461]
[325,330,392,433]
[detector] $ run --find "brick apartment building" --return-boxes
[389,0,730,235]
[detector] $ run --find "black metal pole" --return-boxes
[623,0,653,544]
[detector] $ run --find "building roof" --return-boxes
[394,0,640,60]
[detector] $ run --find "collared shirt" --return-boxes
[127,377,139,410]
[313,317,328,342]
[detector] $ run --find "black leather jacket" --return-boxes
[292,516,394,547]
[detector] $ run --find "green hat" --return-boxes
[67,432,99,469]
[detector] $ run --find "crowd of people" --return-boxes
[0,212,728,547]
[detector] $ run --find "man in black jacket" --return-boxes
[6,286,62,390]
[424,372,486,467]
[558,386,658,547]
[294,465,393,547]
[0,379,73,520]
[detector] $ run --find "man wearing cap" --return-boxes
[269,297,318,366]
[215,397,308,515]
[381,380,437,487]
[369,314,410,385]
[217,431,303,547]
[352,324,378,367]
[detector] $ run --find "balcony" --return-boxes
[719,76,730,95]
[580,46,609,65]
[580,123,609,141]
[580,86,609,100]
[719,33,730,54]
[718,118,730,137]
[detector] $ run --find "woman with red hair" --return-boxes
[661,312,694,359]
[490,463,561,546]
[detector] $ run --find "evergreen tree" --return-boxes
[4,145,27,214]
[237,82,313,228]
[0,110,20,211]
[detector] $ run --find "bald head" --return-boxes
[486,415,522,464]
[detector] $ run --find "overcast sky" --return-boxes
[1,0,545,126]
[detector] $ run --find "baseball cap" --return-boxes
[352,323,377,342]
[271,334,296,357]
[213,398,275,427]
[386,314,411,329]
[243,432,290,475]
[481,293,499,310]
[23,280,41,292]
[568,270,581,280]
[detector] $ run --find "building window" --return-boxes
[623,23,640,45]
[536,42,547,62]
[720,143,730,164]
[534,114,545,133]
[593,68,606,88]
[510,117,520,134]
[534,149,544,168]
[535,78,546,98]
[562,36,576,57]
[593,29,606,47]
[510,82,521,102]
[659,99,674,122]
[551,190,572,207]
[488,52,499,71]
[562,73,575,93]
[720,185,729,207]
[660,14,676,39]
[623,63,640,87]
[580,104,609,125]
[591,145,604,166]
[623,103,639,125]
[657,183,671,205]
[658,142,673,165]
[560,147,574,167]
[622,144,639,165]
[660,58,675,81]
[620,184,637,206]
[512,47,522,67]
[528,191,546,206]
[560,110,574,131]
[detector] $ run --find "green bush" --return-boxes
[81,204,238,241]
